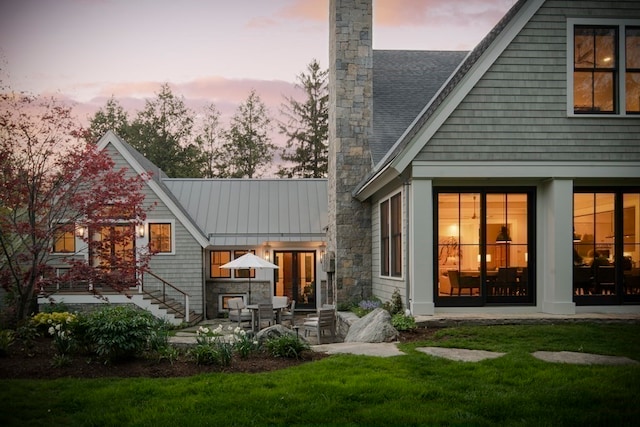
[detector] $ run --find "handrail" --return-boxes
[142,270,191,323]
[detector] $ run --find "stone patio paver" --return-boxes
[532,351,639,365]
[416,347,506,362]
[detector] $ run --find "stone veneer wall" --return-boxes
[328,0,373,303]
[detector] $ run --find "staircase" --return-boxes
[138,290,202,326]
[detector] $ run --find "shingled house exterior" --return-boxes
[40,0,639,322]
[329,0,640,316]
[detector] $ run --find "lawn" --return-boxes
[1,323,639,426]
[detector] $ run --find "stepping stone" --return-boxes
[313,342,405,357]
[532,351,639,366]
[416,347,506,362]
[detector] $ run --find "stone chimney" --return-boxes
[327,0,373,303]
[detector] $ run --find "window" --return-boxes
[211,251,231,278]
[570,20,640,115]
[53,224,75,253]
[573,189,640,303]
[149,223,172,253]
[234,250,255,279]
[435,190,534,306]
[380,192,402,277]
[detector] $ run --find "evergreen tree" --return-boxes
[213,90,275,178]
[127,83,206,178]
[277,60,328,178]
[87,96,130,142]
[195,103,223,178]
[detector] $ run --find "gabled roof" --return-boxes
[356,0,539,199]
[96,131,210,247]
[371,50,468,165]
[96,131,328,247]
[162,178,328,246]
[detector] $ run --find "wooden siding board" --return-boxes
[418,0,640,163]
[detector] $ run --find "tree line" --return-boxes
[87,60,328,179]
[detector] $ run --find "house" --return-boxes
[327,0,640,316]
[42,131,328,324]
[42,0,640,322]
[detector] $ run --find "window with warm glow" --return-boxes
[211,250,231,278]
[149,223,172,253]
[234,250,255,279]
[53,224,75,253]
[571,22,640,115]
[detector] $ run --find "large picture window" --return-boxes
[380,192,402,277]
[573,190,640,303]
[570,21,640,115]
[435,189,534,306]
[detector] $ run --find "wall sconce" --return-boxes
[136,224,145,238]
[75,225,86,237]
[263,243,271,261]
[320,243,327,263]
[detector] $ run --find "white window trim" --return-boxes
[378,189,404,280]
[567,18,640,118]
[146,219,176,255]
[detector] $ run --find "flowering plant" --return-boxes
[229,326,259,358]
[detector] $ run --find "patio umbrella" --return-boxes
[220,252,279,304]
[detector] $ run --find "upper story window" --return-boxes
[53,224,75,253]
[569,20,640,116]
[380,192,402,278]
[149,223,172,253]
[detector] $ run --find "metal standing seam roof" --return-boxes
[162,178,328,246]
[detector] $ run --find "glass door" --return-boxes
[274,251,316,309]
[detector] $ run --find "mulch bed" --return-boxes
[0,328,436,379]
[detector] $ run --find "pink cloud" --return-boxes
[278,0,328,21]
[375,0,510,28]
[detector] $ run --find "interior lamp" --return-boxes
[495,226,512,243]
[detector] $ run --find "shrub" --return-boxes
[81,305,163,363]
[391,313,416,331]
[40,302,70,314]
[0,330,14,357]
[47,322,76,355]
[386,288,404,315]
[265,334,310,359]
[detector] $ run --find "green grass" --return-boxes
[1,323,639,426]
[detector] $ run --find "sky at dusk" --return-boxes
[1,0,515,148]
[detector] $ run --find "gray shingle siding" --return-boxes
[417,0,640,162]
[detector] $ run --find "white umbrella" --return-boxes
[220,252,279,304]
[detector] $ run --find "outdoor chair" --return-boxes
[303,307,335,344]
[257,303,275,330]
[280,300,296,327]
[227,298,251,328]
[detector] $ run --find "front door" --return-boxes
[274,251,316,309]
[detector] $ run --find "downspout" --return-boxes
[404,180,411,313]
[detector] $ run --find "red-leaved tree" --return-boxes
[0,90,151,324]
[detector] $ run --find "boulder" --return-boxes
[344,308,398,343]
[255,324,297,345]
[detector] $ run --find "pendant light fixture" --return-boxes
[495,194,512,243]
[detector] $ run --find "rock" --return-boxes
[344,308,398,343]
[255,324,297,345]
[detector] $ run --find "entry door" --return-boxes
[274,251,316,309]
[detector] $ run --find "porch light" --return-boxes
[136,224,145,238]
[320,243,327,263]
[263,243,271,261]
[75,225,86,237]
